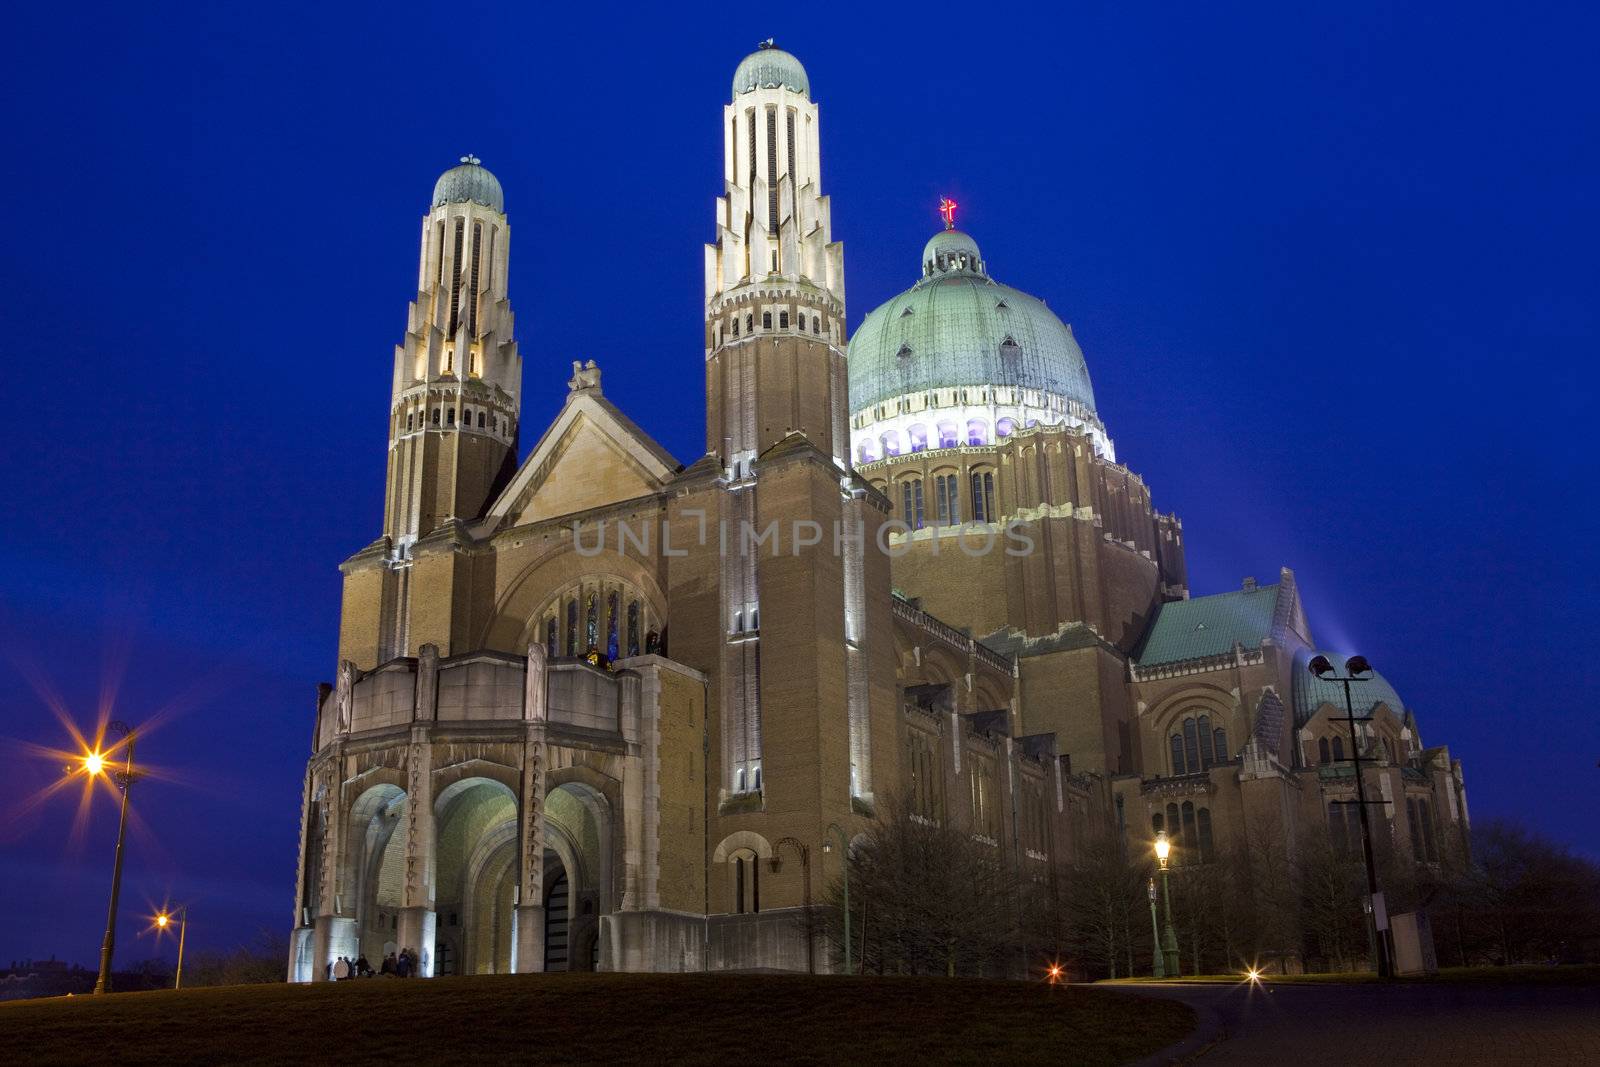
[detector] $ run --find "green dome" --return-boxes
[732,43,809,98]
[432,159,503,213]
[848,229,1097,416]
[1293,651,1409,725]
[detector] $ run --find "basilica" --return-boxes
[288,43,1469,980]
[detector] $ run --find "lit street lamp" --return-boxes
[1154,831,1180,977]
[821,823,852,974]
[156,906,189,989]
[1308,653,1392,979]
[88,721,137,995]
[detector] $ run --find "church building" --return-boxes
[288,43,1469,980]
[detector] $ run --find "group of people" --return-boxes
[328,948,421,980]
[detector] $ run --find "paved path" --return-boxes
[1116,981,1600,1065]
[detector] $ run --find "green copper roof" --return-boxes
[1292,650,1408,724]
[432,160,503,213]
[732,44,809,98]
[847,229,1097,414]
[1135,583,1281,666]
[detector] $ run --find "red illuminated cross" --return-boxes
[939,196,958,229]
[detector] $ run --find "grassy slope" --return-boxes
[0,972,1192,1066]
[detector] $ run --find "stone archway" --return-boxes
[433,776,519,975]
[345,783,407,965]
[542,780,613,971]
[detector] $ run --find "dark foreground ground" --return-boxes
[1119,979,1600,1064]
[0,972,1192,1066]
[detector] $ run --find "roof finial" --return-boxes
[939,196,958,230]
[758,38,775,50]
[460,154,481,166]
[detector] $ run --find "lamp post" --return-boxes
[773,837,814,974]
[91,721,136,995]
[1155,831,1180,977]
[1148,877,1166,978]
[156,906,189,989]
[821,823,852,974]
[1308,653,1392,979]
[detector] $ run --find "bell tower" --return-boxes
[704,41,848,471]
[383,157,522,550]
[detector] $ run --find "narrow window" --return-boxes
[766,106,778,238]
[1152,812,1164,834]
[1215,726,1228,762]
[1169,734,1185,775]
[545,618,557,658]
[565,600,578,656]
[469,221,482,338]
[1183,718,1199,774]
[1166,803,1180,840]
[1197,807,1214,862]
[1181,801,1197,853]
[798,314,806,332]
[477,411,486,429]
[762,311,772,330]
[585,593,598,651]
[446,408,455,425]
[779,310,789,329]
[735,857,746,914]
[1319,737,1330,764]
[432,409,440,426]
[448,218,464,337]
[812,315,820,333]
[746,314,753,333]
[606,591,620,659]
[627,600,640,657]
[732,316,739,337]
[1332,736,1345,762]
[786,108,796,180]
[1198,715,1214,768]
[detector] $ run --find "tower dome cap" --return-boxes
[732,41,809,98]
[432,156,504,213]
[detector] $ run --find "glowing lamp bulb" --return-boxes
[156,913,170,928]
[1154,832,1171,862]
[83,752,104,777]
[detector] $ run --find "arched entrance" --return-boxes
[434,776,518,975]
[346,783,407,964]
[542,781,613,972]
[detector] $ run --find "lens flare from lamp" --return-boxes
[1154,832,1171,863]
[83,752,105,777]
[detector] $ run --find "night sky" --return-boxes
[3,2,1596,967]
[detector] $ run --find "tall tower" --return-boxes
[383,158,522,550]
[704,42,848,470]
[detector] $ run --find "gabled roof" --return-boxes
[1134,583,1281,667]
[480,389,679,531]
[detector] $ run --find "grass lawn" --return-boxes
[0,972,1193,1066]
[1103,964,1600,986]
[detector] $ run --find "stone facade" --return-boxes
[288,44,1467,981]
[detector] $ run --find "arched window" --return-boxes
[406,413,414,431]
[734,856,746,913]
[798,314,806,332]
[565,600,578,657]
[477,411,486,428]
[746,314,753,333]
[1151,811,1164,834]
[1318,737,1330,764]
[732,851,760,914]
[934,473,959,524]
[762,312,772,330]
[1197,807,1214,862]
[432,409,441,426]
[1169,733,1186,775]
[606,591,620,659]
[1332,736,1345,762]
[880,430,902,457]
[627,600,641,657]
[857,439,880,463]
[752,764,762,791]
[1214,727,1228,762]
[1166,803,1180,838]
[996,417,1016,437]
[901,479,925,529]
[812,315,820,334]
[1197,715,1214,767]
[732,316,740,337]
[966,419,989,446]
[1183,718,1199,775]
[971,470,996,522]
[1181,801,1197,852]
[937,421,959,449]
[585,593,598,652]
[545,617,557,658]
[779,311,789,329]
[907,424,928,452]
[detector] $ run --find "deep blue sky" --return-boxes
[2,2,1596,966]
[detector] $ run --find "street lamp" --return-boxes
[1148,877,1165,978]
[1154,831,1180,977]
[1308,653,1392,978]
[88,721,137,995]
[821,824,852,975]
[156,906,189,989]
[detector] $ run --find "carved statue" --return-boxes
[525,642,548,720]
[335,660,356,733]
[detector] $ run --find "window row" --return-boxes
[894,471,998,528]
[858,417,1040,462]
[1167,714,1229,776]
[1150,801,1215,863]
[538,583,658,662]
[398,406,510,436]
[718,309,826,343]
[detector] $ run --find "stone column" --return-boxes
[514,646,549,972]
[619,671,645,911]
[398,728,436,975]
